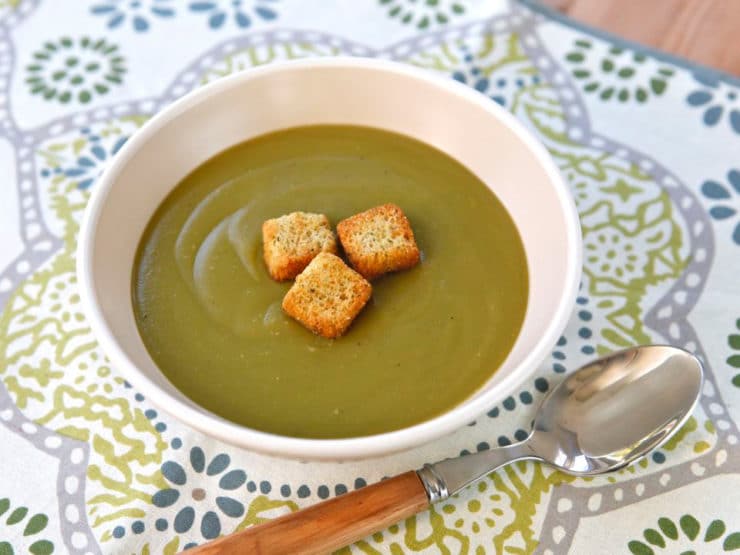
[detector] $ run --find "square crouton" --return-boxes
[336,203,420,280]
[262,212,337,281]
[282,252,372,339]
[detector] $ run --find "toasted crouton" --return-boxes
[282,252,372,338]
[336,204,420,280]
[262,212,337,281]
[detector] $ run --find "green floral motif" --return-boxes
[436,479,510,539]
[25,37,126,104]
[406,32,543,113]
[565,38,674,103]
[0,250,168,537]
[628,515,740,554]
[508,83,687,351]
[728,318,740,388]
[0,498,54,555]
[407,32,531,75]
[0,117,168,544]
[378,0,466,30]
[201,42,339,84]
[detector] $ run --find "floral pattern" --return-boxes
[151,448,247,543]
[686,73,740,133]
[0,498,54,555]
[188,0,278,29]
[40,127,128,190]
[728,318,740,389]
[25,36,125,104]
[627,515,740,554]
[565,38,674,103]
[407,33,538,110]
[90,0,176,32]
[700,169,740,245]
[378,0,467,30]
[450,42,541,107]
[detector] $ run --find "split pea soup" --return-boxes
[133,125,528,439]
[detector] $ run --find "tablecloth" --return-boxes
[1,0,739,553]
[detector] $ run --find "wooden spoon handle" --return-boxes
[186,471,429,555]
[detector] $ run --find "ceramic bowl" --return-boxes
[78,57,582,460]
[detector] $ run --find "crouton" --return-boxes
[282,252,372,339]
[262,212,337,281]
[336,203,420,280]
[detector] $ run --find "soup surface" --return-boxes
[133,125,528,438]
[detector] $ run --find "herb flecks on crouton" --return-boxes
[282,252,372,339]
[262,212,337,281]
[337,203,420,280]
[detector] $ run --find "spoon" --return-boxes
[189,345,703,555]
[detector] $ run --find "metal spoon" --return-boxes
[189,345,703,555]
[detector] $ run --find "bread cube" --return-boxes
[282,252,372,339]
[336,203,420,280]
[262,212,337,281]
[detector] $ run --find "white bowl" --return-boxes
[78,58,581,461]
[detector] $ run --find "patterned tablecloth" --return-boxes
[1,0,739,553]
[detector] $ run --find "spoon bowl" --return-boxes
[529,345,704,475]
[419,345,704,500]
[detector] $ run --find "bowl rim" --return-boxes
[77,56,582,460]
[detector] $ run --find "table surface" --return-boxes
[542,0,740,76]
[0,1,739,554]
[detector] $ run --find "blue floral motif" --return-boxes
[90,0,176,32]
[686,72,740,134]
[700,169,740,245]
[188,0,278,30]
[63,129,127,190]
[39,128,129,190]
[450,46,539,108]
[152,447,247,542]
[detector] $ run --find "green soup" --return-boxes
[133,125,528,438]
